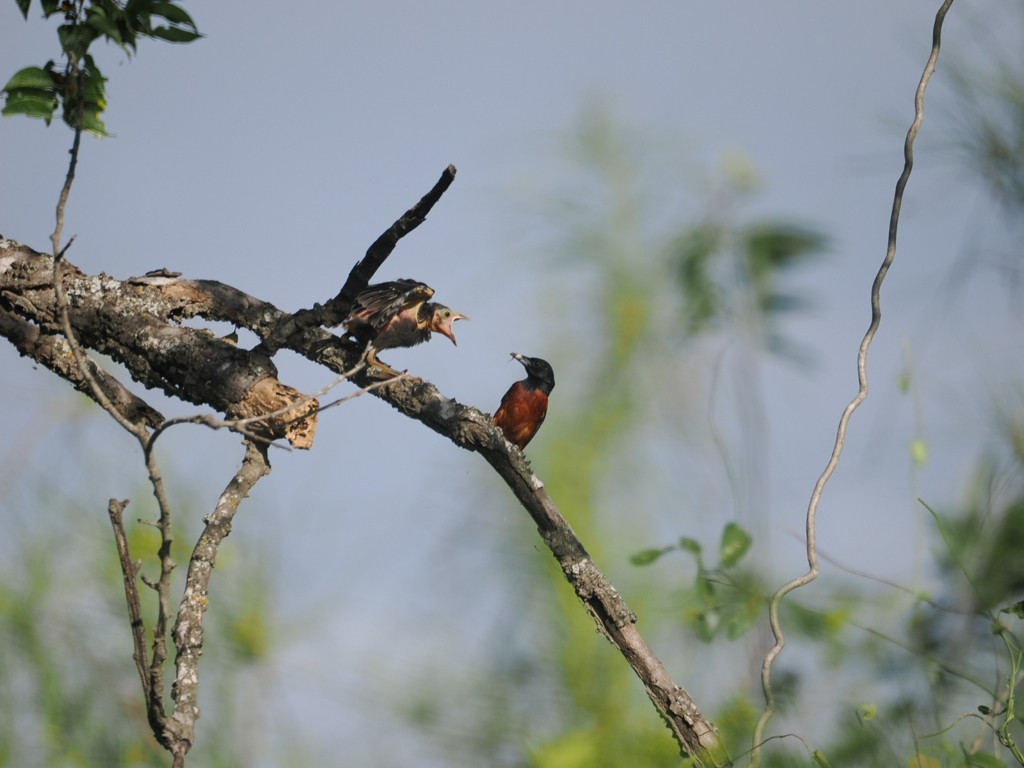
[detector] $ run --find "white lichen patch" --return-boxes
[569,558,590,576]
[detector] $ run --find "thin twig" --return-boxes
[153,354,360,434]
[47,58,155,445]
[140,440,176,734]
[751,1,956,762]
[44,44,189,762]
[107,499,153,705]
[147,356,408,449]
[49,62,82,263]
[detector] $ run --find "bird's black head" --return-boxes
[512,353,555,394]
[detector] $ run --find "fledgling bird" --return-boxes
[342,279,467,369]
[493,353,555,450]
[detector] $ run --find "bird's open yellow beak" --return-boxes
[434,310,468,346]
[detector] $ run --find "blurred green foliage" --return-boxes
[0,463,284,767]
[474,104,832,766]
[421,102,1024,768]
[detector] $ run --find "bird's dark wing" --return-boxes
[345,279,435,332]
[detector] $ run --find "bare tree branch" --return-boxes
[168,440,271,764]
[0,163,728,764]
[0,313,163,426]
[751,1,957,762]
[300,352,729,764]
[1,243,319,447]
[107,498,156,714]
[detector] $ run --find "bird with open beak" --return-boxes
[343,279,468,369]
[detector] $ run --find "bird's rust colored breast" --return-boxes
[494,383,549,450]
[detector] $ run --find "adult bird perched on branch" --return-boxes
[342,279,467,370]
[493,353,555,451]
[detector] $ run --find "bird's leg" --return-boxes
[363,344,410,379]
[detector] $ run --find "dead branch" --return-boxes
[0,239,318,447]
[108,498,160,723]
[0,163,727,765]
[169,440,271,760]
[0,313,163,426]
[310,355,728,764]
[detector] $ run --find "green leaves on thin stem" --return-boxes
[632,522,761,643]
[3,56,107,133]
[3,0,201,134]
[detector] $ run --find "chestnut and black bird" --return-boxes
[493,353,555,450]
[342,279,467,368]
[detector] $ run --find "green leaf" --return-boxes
[3,65,57,91]
[696,568,716,603]
[673,221,724,335]
[80,59,108,104]
[16,0,31,19]
[79,108,108,136]
[2,91,58,122]
[679,536,702,556]
[58,23,100,59]
[857,703,877,722]
[86,7,124,44]
[744,222,827,274]
[694,609,719,642]
[150,25,202,43]
[151,1,199,30]
[812,751,835,768]
[719,522,752,568]
[1000,599,1024,618]
[630,547,671,566]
